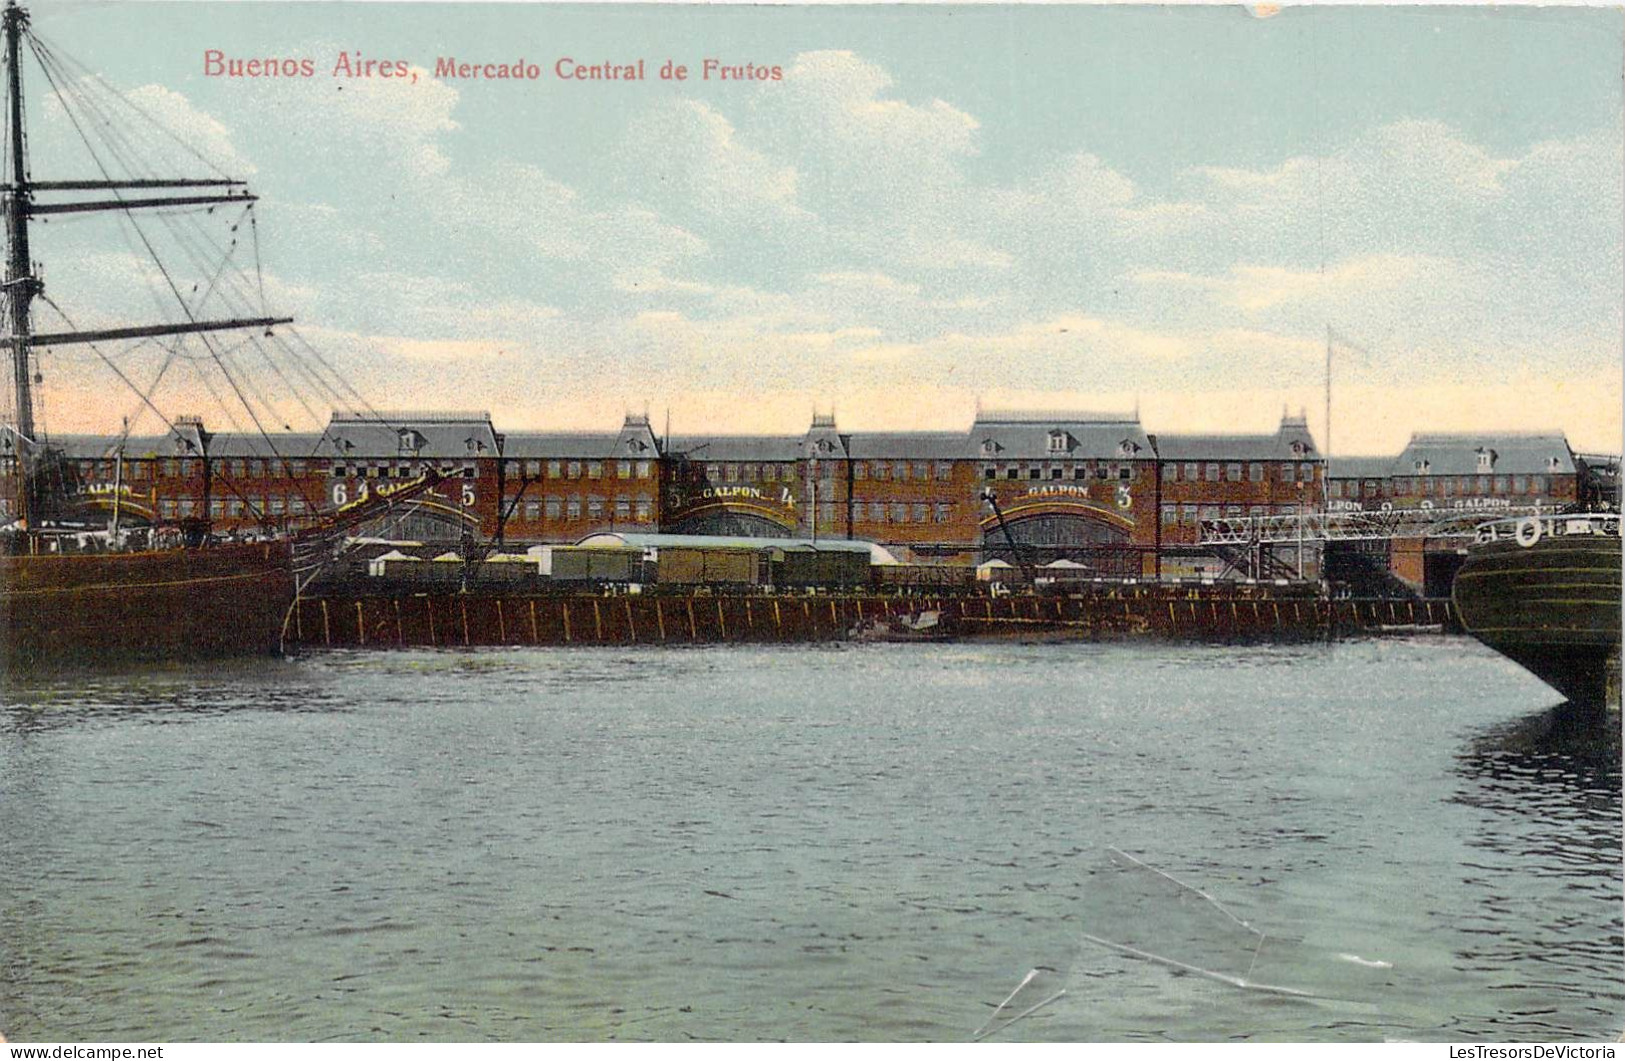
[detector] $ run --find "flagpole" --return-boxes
[1323,324,1332,514]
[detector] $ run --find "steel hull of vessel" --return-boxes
[1451,534,1622,711]
[1,541,295,670]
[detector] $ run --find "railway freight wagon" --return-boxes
[776,547,872,589]
[573,532,896,591]
[549,546,650,583]
[654,546,770,587]
[873,563,978,590]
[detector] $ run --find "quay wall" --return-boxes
[283,590,1456,650]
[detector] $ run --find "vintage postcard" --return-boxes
[0,0,1620,1048]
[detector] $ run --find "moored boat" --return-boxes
[0,1,437,672]
[1,541,293,670]
[1451,512,1622,712]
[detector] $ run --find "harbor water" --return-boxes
[2,637,1620,1042]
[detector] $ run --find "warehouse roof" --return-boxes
[1154,414,1320,462]
[1394,432,1575,476]
[663,435,805,462]
[1326,457,1398,479]
[578,531,899,564]
[846,432,966,459]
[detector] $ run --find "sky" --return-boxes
[13,1,1625,454]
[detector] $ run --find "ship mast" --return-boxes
[0,0,292,540]
[4,0,36,531]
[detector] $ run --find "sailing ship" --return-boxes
[1451,511,1622,714]
[0,1,433,670]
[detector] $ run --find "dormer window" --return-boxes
[1047,430,1071,454]
[1476,448,1494,471]
[980,438,1002,457]
[1290,441,1307,457]
[814,439,833,455]
[397,428,426,456]
[1547,456,1562,471]
[625,438,647,453]
[1413,459,1430,473]
[1117,440,1139,458]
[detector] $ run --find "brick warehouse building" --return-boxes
[1,407,1598,583]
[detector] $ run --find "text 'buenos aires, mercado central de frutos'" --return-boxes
[3,405,1595,584]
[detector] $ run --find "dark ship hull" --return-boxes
[1451,528,1621,712]
[1,541,294,671]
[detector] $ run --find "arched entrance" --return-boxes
[979,499,1138,577]
[666,502,796,538]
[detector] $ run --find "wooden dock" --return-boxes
[283,589,1455,650]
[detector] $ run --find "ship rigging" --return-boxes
[0,0,437,553]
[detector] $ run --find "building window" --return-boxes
[1226,463,1242,482]
[934,502,952,522]
[637,460,652,480]
[1181,504,1197,524]
[819,502,835,525]
[914,463,929,480]
[269,497,286,515]
[763,464,779,482]
[566,498,581,519]
[1513,475,1528,493]
[984,466,996,480]
[869,501,885,522]
[854,462,867,480]
[1205,463,1220,482]
[615,496,631,519]
[1493,476,1507,493]
[1165,463,1178,483]
[1119,467,1132,481]
[587,496,604,519]
[1183,463,1197,482]
[874,463,889,481]
[1298,464,1313,483]
[911,503,928,522]
[588,462,603,480]
[568,461,582,479]
[524,501,540,521]
[545,497,562,519]
[1248,463,1263,482]
[891,502,909,523]
[1161,504,1176,526]
[1028,467,1041,480]
[1006,467,1019,480]
[635,498,652,521]
[935,462,953,481]
[547,461,562,479]
[1072,466,1086,480]
[290,497,307,514]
